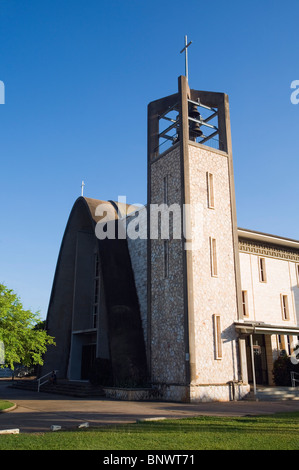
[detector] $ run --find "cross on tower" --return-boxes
[180,35,192,82]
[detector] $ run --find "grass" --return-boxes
[0,412,299,450]
[0,400,14,411]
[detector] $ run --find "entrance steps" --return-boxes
[247,386,299,401]
[10,378,105,398]
[10,380,161,401]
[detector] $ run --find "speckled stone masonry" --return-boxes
[150,146,186,385]
[188,143,240,387]
[147,142,247,401]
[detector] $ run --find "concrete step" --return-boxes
[10,379,38,391]
[10,379,105,398]
[249,386,299,401]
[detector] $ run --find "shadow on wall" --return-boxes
[219,323,239,381]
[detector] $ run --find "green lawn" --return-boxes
[0,412,298,450]
[0,400,14,411]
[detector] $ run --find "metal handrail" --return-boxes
[291,371,299,388]
[37,370,58,392]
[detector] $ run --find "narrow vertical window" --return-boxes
[213,315,222,359]
[163,175,168,205]
[258,257,267,282]
[281,294,290,321]
[210,237,218,277]
[278,335,289,355]
[164,240,169,278]
[207,172,215,209]
[242,290,249,317]
[278,335,283,351]
[95,252,99,278]
[286,335,292,355]
[93,253,100,329]
[296,264,299,287]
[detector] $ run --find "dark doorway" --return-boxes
[81,344,96,380]
[246,334,268,385]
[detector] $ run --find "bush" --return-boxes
[273,354,299,386]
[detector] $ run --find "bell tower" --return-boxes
[147,75,249,402]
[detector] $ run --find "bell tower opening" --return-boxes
[153,89,223,158]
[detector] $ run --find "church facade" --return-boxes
[42,76,299,402]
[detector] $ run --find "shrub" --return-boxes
[273,354,299,386]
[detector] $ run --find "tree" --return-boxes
[0,283,55,369]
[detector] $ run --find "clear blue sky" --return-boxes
[0,0,298,319]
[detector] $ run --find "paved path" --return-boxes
[1,380,299,433]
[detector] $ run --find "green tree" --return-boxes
[0,283,55,369]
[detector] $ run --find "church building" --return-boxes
[41,75,299,402]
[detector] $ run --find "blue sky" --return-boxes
[0,0,298,319]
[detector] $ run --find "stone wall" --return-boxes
[148,140,243,399]
[149,146,187,385]
[126,207,148,346]
[103,383,250,402]
[187,143,241,386]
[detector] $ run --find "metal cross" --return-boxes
[180,35,192,82]
[81,180,85,196]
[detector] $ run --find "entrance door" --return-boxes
[81,344,96,380]
[246,335,268,385]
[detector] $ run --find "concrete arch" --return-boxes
[42,197,148,387]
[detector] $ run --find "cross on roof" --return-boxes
[81,180,85,196]
[180,35,192,82]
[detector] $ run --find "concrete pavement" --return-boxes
[1,379,299,433]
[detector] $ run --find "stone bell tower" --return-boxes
[147,75,249,402]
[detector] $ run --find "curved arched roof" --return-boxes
[82,197,140,225]
[43,195,148,385]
